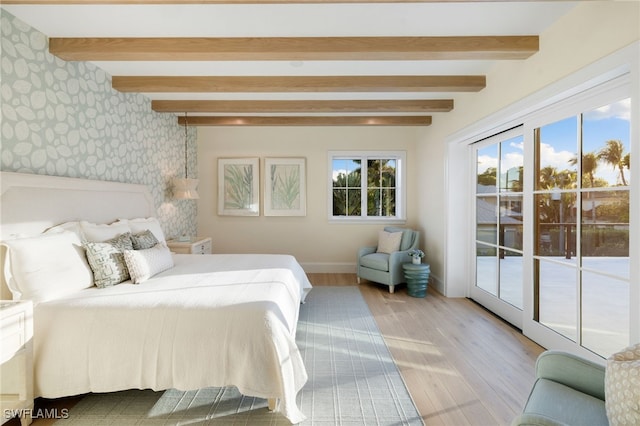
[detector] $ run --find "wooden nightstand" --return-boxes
[1,301,33,426]
[166,237,212,255]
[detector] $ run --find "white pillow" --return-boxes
[45,221,83,240]
[80,221,131,242]
[118,217,166,244]
[376,230,403,254]
[1,231,93,303]
[123,243,174,284]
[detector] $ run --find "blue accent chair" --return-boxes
[512,351,607,426]
[356,227,420,294]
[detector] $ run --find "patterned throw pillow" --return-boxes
[605,343,640,426]
[117,217,167,244]
[84,232,133,288]
[130,229,159,250]
[123,243,174,284]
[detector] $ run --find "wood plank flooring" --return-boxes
[16,274,544,426]
[307,274,544,426]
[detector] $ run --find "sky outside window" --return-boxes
[583,99,631,186]
[537,98,630,187]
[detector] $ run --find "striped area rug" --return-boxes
[57,286,423,425]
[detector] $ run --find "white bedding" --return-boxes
[33,253,312,424]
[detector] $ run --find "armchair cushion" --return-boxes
[536,351,605,400]
[360,252,390,271]
[513,351,607,426]
[511,413,573,426]
[521,378,607,426]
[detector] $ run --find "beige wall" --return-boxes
[418,1,640,295]
[195,2,639,284]
[196,126,423,271]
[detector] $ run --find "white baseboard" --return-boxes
[300,263,450,297]
[429,272,445,296]
[300,262,356,274]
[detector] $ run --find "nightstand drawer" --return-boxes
[193,239,212,254]
[166,237,212,255]
[1,311,25,364]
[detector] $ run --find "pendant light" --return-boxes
[173,112,199,199]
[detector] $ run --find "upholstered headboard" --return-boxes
[0,171,155,298]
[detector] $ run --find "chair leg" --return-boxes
[357,276,361,284]
[389,285,395,294]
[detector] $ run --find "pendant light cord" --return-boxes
[184,112,188,179]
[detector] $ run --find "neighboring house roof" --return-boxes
[476,197,523,225]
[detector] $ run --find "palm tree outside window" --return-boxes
[329,151,406,221]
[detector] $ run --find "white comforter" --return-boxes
[33,254,312,424]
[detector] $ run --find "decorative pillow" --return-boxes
[123,243,174,284]
[130,230,159,250]
[605,343,640,426]
[1,231,93,303]
[376,230,403,254]
[84,232,133,288]
[117,217,166,244]
[80,220,131,242]
[385,227,413,251]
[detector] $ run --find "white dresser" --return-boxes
[166,236,212,255]
[1,301,33,426]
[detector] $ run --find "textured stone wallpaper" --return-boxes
[0,10,197,239]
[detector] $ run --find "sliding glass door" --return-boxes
[531,98,631,358]
[472,128,525,328]
[470,82,633,360]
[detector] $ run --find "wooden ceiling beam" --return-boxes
[113,75,485,93]
[15,1,569,3]
[178,115,432,126]
[152,99,453,113]
[49,36,538,61]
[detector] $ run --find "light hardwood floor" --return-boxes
[19,274,543,426]
[307,274,544,426]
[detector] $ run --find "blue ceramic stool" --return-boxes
[402,263,430,298]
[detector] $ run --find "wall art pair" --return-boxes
[218,157,306,217]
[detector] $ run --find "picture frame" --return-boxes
[218,157,260,216]
[264,157,306,216]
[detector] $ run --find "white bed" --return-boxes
[0,172,311,424]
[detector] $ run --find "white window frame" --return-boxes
[470,126,526,329]
[328,150,407,223]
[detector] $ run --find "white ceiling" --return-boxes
[3,2,578,119]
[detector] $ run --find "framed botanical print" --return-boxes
[218,157,259,216]
[264,157,306,216]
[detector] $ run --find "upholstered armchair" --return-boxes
[512,351,607,426]
[357,226,420,294]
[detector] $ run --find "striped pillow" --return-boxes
[123,243,174,284]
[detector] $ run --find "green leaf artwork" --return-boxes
[270,164,300,209]
[224,164,254,209]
